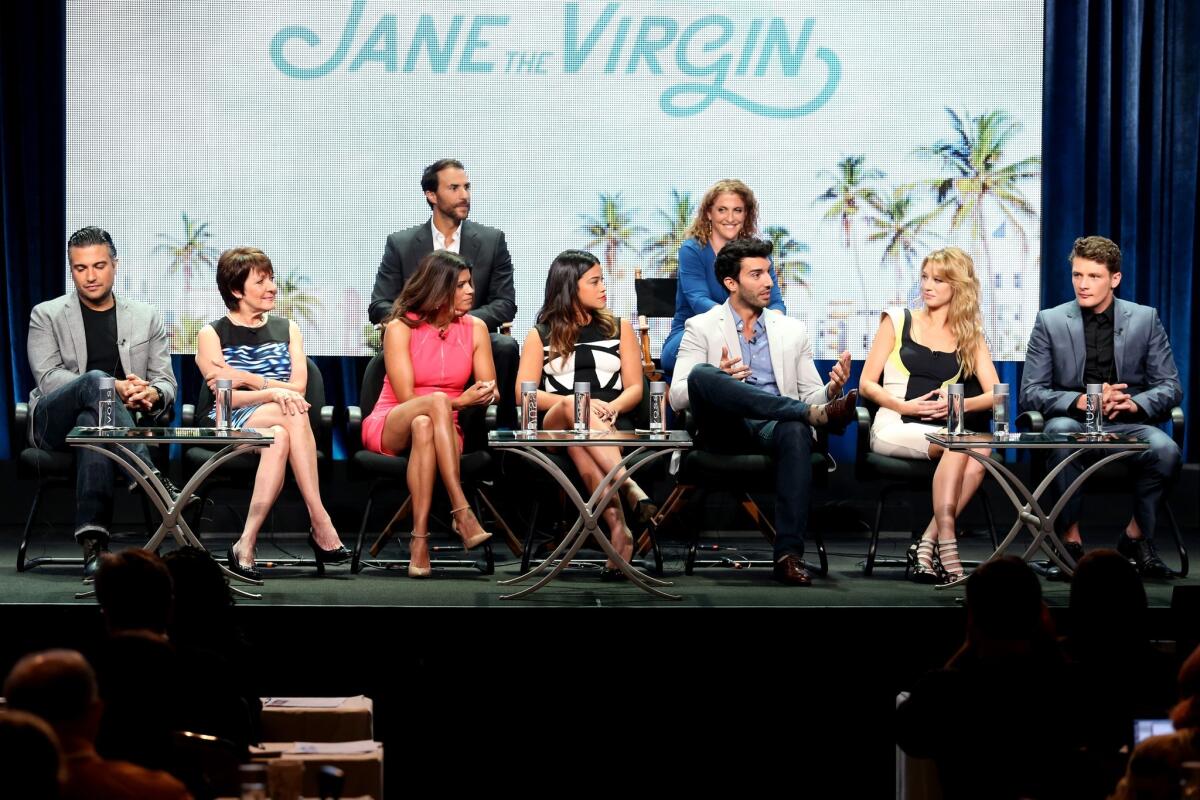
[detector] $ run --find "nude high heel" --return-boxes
[408,531,431,578]
[450,505,492,551]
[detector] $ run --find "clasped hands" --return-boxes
[453,380,497,409]
[1075,382,1139,419]
[115,374,159,411]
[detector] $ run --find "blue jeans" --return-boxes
[686,363,814,560]
[1043,416,1182,539]
[31,371,155,537]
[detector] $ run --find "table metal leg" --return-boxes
[74,442,264,597]
[935,448,1139,588]
[497,446,681,599]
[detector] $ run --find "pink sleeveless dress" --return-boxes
[362,315,474,455]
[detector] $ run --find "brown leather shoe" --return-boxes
[772,554,813,586]
[820,389,858,433]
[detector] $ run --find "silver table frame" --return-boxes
[66,426,274,599]
[925,431,1149,589]
[488,429,692,600]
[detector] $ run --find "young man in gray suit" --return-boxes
[669,238,857,586]
[27,227,182,575]
[368,158,519,428]
[1020,235,1183,578]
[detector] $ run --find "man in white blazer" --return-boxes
[27,227,181,575]
[670,238,856,585]
[1020,235,1183,578]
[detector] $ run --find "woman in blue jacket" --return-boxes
[660,179,785,374]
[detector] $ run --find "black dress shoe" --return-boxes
[129,472,199,508]
[599,566,628,582]
[1117,533,1175,579]
[227,545,263,581]
[821,389,858,434]
[80,534,110,579]
[1060,540,1085,566]
[772,554,813,586]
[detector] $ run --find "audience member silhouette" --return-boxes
[3,649,190,800]
[0,709,62,799]
[896,556,1081,799]
[1110,643,1200,799]
[162,546,260,746]
[1064,550,1178,796]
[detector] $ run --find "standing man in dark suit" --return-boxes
[1020,236,1183,577]
[369,159,519,428]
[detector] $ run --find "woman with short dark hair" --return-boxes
[196,246,349,580]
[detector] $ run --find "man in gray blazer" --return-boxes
[1020,236,1183,578]
[670,238,857,585]
[27,227,181,575]
[368,158,519,427]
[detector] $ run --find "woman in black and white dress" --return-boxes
[516,250,655,579]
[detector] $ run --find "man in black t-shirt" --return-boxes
[26,227,180,575]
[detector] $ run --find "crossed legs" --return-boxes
[542,398,634,568]
[380,392,488,573]
[914,447,990,580]
[230,403,344,568]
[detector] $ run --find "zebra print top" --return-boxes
[201,314,292,428]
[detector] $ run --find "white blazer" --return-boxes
[669,302,828,411]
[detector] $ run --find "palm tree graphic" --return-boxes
[152,213,220,294]
[918,108,1041,288]
[865,186,942,305]
[762,225,812,296]
[579,193,646,279]
[816,155,882,304]
[642,189,694,277]
[274,271,322,330]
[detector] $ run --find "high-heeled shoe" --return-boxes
[450,505,492,551]
[407,531,431,578]
[227,543,262,581]
[935,539,966,585]
[307,529,350,576]
[906,540,941,585]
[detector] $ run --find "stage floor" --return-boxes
[3,526,1194,609]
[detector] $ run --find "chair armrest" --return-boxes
[854,406,871,462]
[1016,410,1043,432]
[182,404,196,426]
[1169,406,1185,448]
[320,405,335,457]
[345,406,363,457]
[15,402,30,445]
[499,322,513,337]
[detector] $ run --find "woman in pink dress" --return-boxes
[362,250,496,577]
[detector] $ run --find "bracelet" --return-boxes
[261,376,268,391]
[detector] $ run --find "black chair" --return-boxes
[856,396,998,576]
[1018,406,1188,577]
[653,409,834,576]
[180,356,334,544]
[14,399,170,572]
[633,272,677,380]
[345,354,503,575]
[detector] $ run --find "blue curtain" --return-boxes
[1044,0,1199,457]
[0,3,66,457]
[2,2,1196,460]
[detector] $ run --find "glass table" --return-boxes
[924,431,1150,587]
[66,426,274,598]
[488,429,692,600]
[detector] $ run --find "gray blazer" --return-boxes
[1019,298,1182,422]
[27,293,176,436]
[669,302,828,412]
[368,218,516,331]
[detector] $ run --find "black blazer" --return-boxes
[368,218,516,331]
